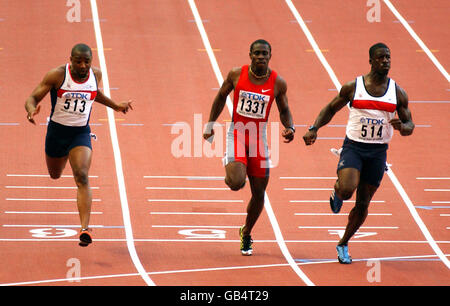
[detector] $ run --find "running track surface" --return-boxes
[0,0,448,287]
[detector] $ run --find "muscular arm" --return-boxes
[203,68,237,139]
[390,84,414,136]
[93,68,133,113]
[25,67,64,124]
[274,76,295,143]
[303,81,354,145]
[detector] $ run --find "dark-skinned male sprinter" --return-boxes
[25,43,133,246]
[303,43,414,263]
[203,39,295,255]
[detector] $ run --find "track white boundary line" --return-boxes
[187,0,314,286]
[387,169,450,269]
[285,0,342,91]
[186,0,233,114]
[383,0,450,82]
[2,238,450,243]
[285,0,450,270]
[89,0,155,286]
[2,253,448,286]
[6,174,98,178]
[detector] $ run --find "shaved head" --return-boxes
[71,43,92,57]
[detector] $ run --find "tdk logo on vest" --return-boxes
[360,117,384,125]
[62,92,89,100]
[240,90,269,102]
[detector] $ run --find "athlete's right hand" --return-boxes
[26,104,41,125]
[302,130,317,146]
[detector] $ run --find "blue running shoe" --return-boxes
[336,244,352,264]
[330,190,343,213]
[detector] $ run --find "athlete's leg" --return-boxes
[225,161,247,191]
[45,155,69,179]
[334,167,360,200]
[68,146,92,230]
[241,175,269,236]
[338,180,378,245]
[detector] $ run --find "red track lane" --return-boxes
[192,0,449,285]
[0,0,448,286]
[280,0,450,284]
[0,1,147,285]
[96,0,309,286]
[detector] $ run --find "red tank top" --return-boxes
[232,65,277,125]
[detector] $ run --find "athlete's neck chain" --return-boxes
[249,65,269,79]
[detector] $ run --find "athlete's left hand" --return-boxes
[115,100,133,114]
[282,128,295,143]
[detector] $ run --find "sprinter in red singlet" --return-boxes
[203,39,295,255]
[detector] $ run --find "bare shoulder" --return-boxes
[91,66,102,81]
[228,66,242,79]
[275,74,287,87]
[224,66,242,88]
[395,82,408,102]
[339,79,356,100]
[44,65,66,87]
[274,74,287,96]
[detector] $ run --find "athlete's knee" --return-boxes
[225,177,245,191]
[48,172,62,180]
[72,169,89,187]
[335,179,356,200]
[336,185,354,200]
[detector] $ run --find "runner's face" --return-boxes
[250,43,271,71]
[70,51,92,79]
[370,48,390,75]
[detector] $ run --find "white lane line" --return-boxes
[3,224,108,228]
[295,213,392,216]
[290,200,385,203]
[1,238,449,244]
[5,186,100,189]
[280,176,337,179]
[144,175,224,180]
[387,168,450,269]
[152,225,240,228]
[298,226,398,229]
[417,177,450,180]
[2,253,449,286]
[425,189,450,192]
[148,199,243,203]
[146,187,229,190]
[150,212,246,216]
[187,0,233,114]
[4,211,102,215]
[284,188,333,191]
[383,0,450,82]
[285,0,342,90]
[286,0,450,270]
[6,198,101,202]
[89,0,155,286]
[6,174,98,178]
[188,0,314,286]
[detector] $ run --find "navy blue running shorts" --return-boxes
[45,120,92,158]
[337,137,388,187]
